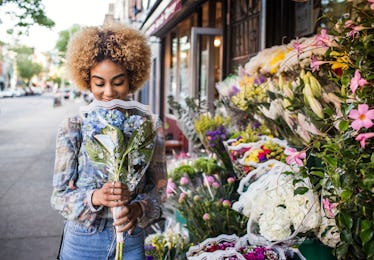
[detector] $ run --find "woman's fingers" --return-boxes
[113,204,139,233]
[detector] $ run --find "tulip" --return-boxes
[306,96,324,119]
[308,72,322,98]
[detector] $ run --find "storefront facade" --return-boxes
[137,0,319,151]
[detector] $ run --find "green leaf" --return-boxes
[341,229,353,243]
[338,213,353,229]
[336,243,349,258]
[363,240,374,258]
[360,229,373,244]
[361,220,371,232]
[324,156,338,167]
[339,120,350,132]
[294,187,309,195]
[341,190,353,201]
[310,170,324,178]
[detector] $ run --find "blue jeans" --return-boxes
[59,218,145,260]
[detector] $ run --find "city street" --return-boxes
[0,95,83,260]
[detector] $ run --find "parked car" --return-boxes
[14,87,26,97]
[1,89,15,98]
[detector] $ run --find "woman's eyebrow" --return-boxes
[90,73,127,80]
[112,73,127,80]
[91,75,104,80]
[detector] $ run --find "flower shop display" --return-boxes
[81,100,157,260]
[157,2,373,259]
[166,157,248,243]
[211,1,374,259]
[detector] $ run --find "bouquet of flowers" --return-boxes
[81,99,157,260]
[144,221,190,260]
[186,233,304,260]
[233,159,321,246]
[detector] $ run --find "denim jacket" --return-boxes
[50,115,167,228]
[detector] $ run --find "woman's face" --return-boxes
[90,59,130,101]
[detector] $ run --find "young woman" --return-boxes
[51,23,167,260]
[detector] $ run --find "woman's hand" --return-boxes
[113,202,143,234]
[91,181,131,207]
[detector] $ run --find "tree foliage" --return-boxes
[12,45,42,84]
[55,24,81,55]
[0,0,55,35]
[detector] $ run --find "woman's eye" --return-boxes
[113,81,124,86]
[95,82,104,87]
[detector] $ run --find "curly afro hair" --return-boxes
[65,23,151,92]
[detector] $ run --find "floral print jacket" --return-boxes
[50,115,167,228]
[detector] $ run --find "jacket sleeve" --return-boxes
[132,120,167,228]
[50,116,102,227]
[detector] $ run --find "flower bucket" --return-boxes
[186,234,240,260]
[298,239,336,260]
[176,210,187,225]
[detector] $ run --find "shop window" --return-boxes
[229,0,261,69]
[167,19,193,115]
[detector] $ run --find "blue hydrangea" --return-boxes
[123,115,144,135]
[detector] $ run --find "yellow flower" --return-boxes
[244,149,260,163]
[331,59,349,71]
[269,49,288,74]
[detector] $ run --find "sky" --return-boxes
[0,0,113,52]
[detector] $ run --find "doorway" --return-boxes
[190,27,223,113]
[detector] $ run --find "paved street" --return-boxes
[0,95,83,260]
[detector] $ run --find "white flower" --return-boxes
[258,206,292,241]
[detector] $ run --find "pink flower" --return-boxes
[344,20,354,28]
[203,213,210,221]
[284,147,306,166]
[350,70,368,94]
[205,175,215,186]
[355,132,374,149]
[222,200,232,208]
[293,39,303,56]
[315,29,332,47]
[227,177,235,184]
[212,182,220,188]
[322,198,337,218]
[180,176,189,185]
[310,56,329,72]
[178,192,187,203]
[347,26,363,38]
[348,104,374,131]
[166,179,176,196]
[370,0,374,10]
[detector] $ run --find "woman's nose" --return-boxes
[103,85,115,97]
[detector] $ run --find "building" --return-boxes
[109,0,332,153]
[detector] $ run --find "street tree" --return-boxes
[12,45,42,85]
[55,24,81,57]
[0,0,55,35]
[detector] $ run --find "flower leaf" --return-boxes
[294,187,308,195]
[338,120,349,132]
[360,229,373,245]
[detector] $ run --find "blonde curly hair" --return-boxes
[66,23,151,92]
